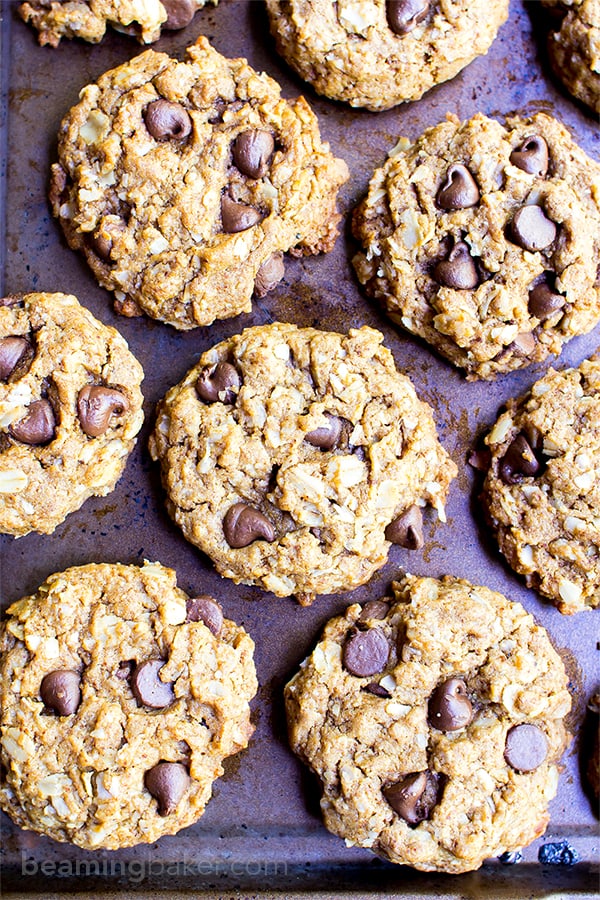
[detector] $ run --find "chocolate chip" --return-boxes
[343,627,390,677]
[504,723,548,772]
[254,252,285,298]
[232,130,275,179]
[161,0,196,30]
[434,240,479,290]
[428,677,473,731]
[528,281,565,320]
[0,337,31,381]
[538,840,580,866]
[185,596,223,636]
[385,505,424,549]
[221,195,263,233]
[223,502,276,548]
[77,385,129,437]
[510,205,556,252]
[363,682,391,698]
[145,762,190,815]
[40,670,81,716]
[386,0,429,34]
[88,220,125,262]
[499,433,540,484]
[510,331,537,356]
[436,164,480,210]
[498,850,523,865]
[196,362,240,404]
[131,659,175,709]
[305,413,343,450]
[383,771,441,825]
[144,100,192,142]
[358,600,390,622]
[9,399,56,445]
[510,135,549,178]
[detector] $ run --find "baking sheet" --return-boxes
[0,0,598,894]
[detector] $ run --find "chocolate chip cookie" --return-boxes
[50,36,349,330]
[541,0,600,115]
[285,574,571,873]
[0,561,257,849]
[353,112,600,379]
[0,292,143,537]
[148,322,456,603]
[265,0,508,111]
[480,357,600,614]
[20,0,216,47]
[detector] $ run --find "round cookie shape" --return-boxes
[481,357,600,613]
[148,322,457,602]
[285,574,571,873]
[352,112,600,379]
[0,561,257,849]
[49,36,349,330]
[19,0,216,47]
[265,0,509,111]
[541,0,600,115]
[0,292,144,537]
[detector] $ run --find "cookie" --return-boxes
[480,358,600,614]
[0,292,143,537]
[541,0,600,115]
[265,0,508,111]
[148,322,456,603]
[49,36,349,330]
[19,0,216,47]
[352,112,600,379]
[285,574,571,873]
[0,561,257,849]
[585,690,600,801]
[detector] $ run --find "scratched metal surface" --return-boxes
[0,0,598,894]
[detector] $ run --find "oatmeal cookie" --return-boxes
[50,36,349,329]
[149,322,456,603]
[480,357,600,613]
[0,561,257,849]
[265,0,508,111]
[352,112,600,379]
[0,292,143,537]
[541,0,600,114]
[285,574,571,873]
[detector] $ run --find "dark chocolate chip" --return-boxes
[383,771,441,825]
[185,595,223,636]
[88,220,125,262]
[305,413,343,450]
[77,385,129,437]
[510,205,556,252]
[510,332,537,356]
[499,433,540,484]
[363,681,391,698]
[221,195,263,233]
[145,762,190,815]
[358,599,390,622]
[538,840,580,866]
[498,850,523,865]
[510,135,549,178]
[232,130,275,179]
[161,0,196,30]
[0,337,31,381]
[343,627,390,677]
[504,723,548,772]
[9,399,55,445]
[436,164,480,210]
[528,282,565,320]
[428,677,473,731]
[144,99,192,142]
[223,502,276,548]
[196,362,240,404]
[131,659,175,709]
[386,0,429,34]
[254,252,285,298]
[434,240,479,290]
[40,670,81,716]
[385,505,424,549]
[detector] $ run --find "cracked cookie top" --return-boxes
[352,112,600,379]
[50,36,349,330]
[0,561,257,849]
[285,574,571,872]
[0,292,143,536]
[149,322,457,603]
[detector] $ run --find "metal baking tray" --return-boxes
[0,0,598,895]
